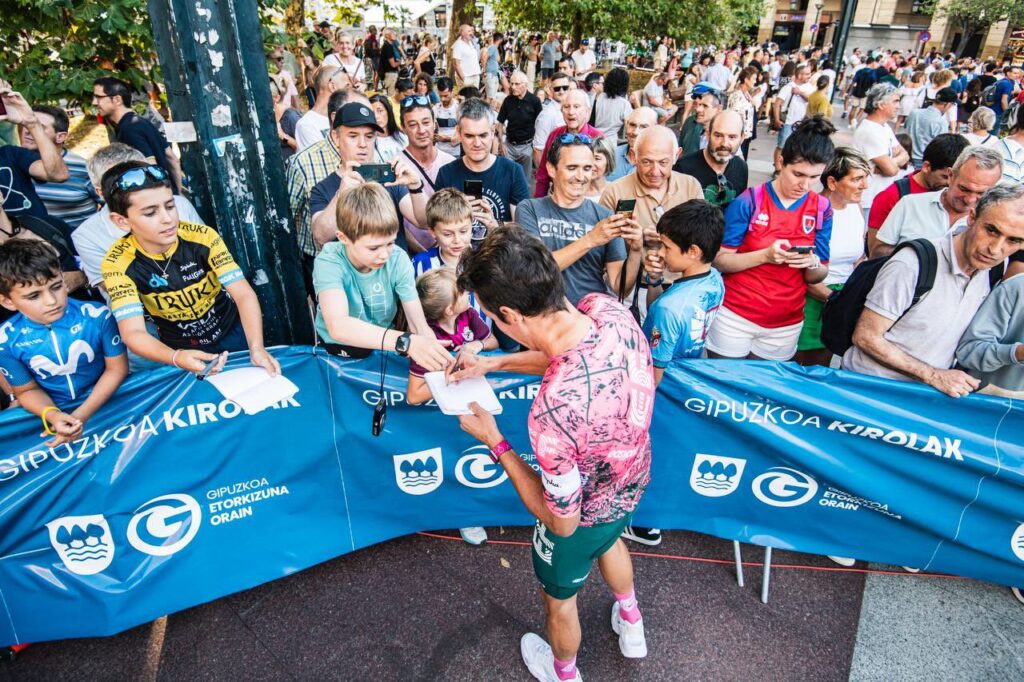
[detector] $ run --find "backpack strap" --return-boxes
[902,238,938,308]
[895,177,912,199]
[814,192,825,237]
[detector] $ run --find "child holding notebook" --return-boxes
[406,267,496,405]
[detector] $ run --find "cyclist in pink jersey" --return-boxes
[448,226,654,681]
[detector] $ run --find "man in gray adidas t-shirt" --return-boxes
[516,134,643,305]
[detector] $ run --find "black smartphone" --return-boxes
[615,198,636,218]
[464,179,483,198]
[787,245,813,254]
[356,163,396,183]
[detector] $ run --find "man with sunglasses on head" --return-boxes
[673,110,748,209]
[100,162,279,378]
[92,77,182,193]
[519,132,644,307]
[679,83,725,157]
[533,73,573,169]
[398,95,455,251]
[534,90,603,197]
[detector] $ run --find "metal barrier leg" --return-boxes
[761,546,773,604]
[733,541,745,587]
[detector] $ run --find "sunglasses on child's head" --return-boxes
[114,165,168,192]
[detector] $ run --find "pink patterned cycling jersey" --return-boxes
[528,293,655,527]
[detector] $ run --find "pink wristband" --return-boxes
[489,439,513,463]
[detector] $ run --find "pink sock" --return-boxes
[553,655,577,681]
[615,589,642,624]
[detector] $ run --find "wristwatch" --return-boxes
[394,332,412,357]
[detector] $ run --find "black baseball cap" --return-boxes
[332,102,384,132]
[935,87,958,104]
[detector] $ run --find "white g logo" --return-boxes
[752,467,819,508]
[127,494,202,556]
[455,447,508,489]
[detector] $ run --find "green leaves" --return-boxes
[490,0,765,46]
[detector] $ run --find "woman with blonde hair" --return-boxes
[927,69,957,132]
[897,71,926,129]
[414,34,437,77]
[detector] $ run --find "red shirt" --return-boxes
[867,172,927,230]
[721,183,833,328]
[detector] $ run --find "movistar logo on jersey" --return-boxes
[149,273,169,288]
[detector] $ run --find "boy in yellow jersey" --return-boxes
[100,161,279,377]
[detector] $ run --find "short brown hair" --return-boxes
[0,239,62,296]
[415,267,459,321]
[335,183,399,241]
[425,188,472,230]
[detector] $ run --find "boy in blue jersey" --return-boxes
[641,199,725,384]
[0,239,127,445]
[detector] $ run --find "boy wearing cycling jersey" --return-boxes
[99,161,280,377]
[0,239,128,445]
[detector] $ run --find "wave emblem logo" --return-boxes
[394,448,443,495]
[752,467,819,507]
[455,446,508,489]
[689,454,746,498]
[46,514,115,575]
[1012,523,1024,563]
[127,494,202,556]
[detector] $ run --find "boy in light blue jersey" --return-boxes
[641,199,725,384]
[0,239,127,445]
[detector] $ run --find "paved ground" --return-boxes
[4,112,1021,682]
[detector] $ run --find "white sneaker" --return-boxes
[520,633,582,682]
[610,602,648,658]
[459,526,488,545]
[902,566,921,573]
[828,556,856,567]
[1011,587,1024,605]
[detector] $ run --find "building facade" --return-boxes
[758,0,1020,62]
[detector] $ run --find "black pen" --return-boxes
[196,352,226,381]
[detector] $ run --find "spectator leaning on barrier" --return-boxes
[0,239,127,446]
[73,144,203,293]
[518,133,644,306]
[672,110,748,209]
[92,77,183,193]
[450,225,655,681]
[640,199,725,381]
[795,147,871,367]
[707,116,835,362]
[23,105,100,230]
[99,161,279,378]
[957,260,1024,400]
[608,107,657,183]
[313,182,452,371]
[843,184,1024,397]
[871,146,1003,258]
[866,133,968,236]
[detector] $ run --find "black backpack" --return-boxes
[820,239,938,356]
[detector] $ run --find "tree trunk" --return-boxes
[571,11,583,50]
[446,0,479,77]
[285,0,304,38]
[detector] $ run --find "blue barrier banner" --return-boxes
[0,347,1021,646]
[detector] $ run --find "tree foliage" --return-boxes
[491,0,766,47]
[923,0,1024,56]
[0,0,155,106]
